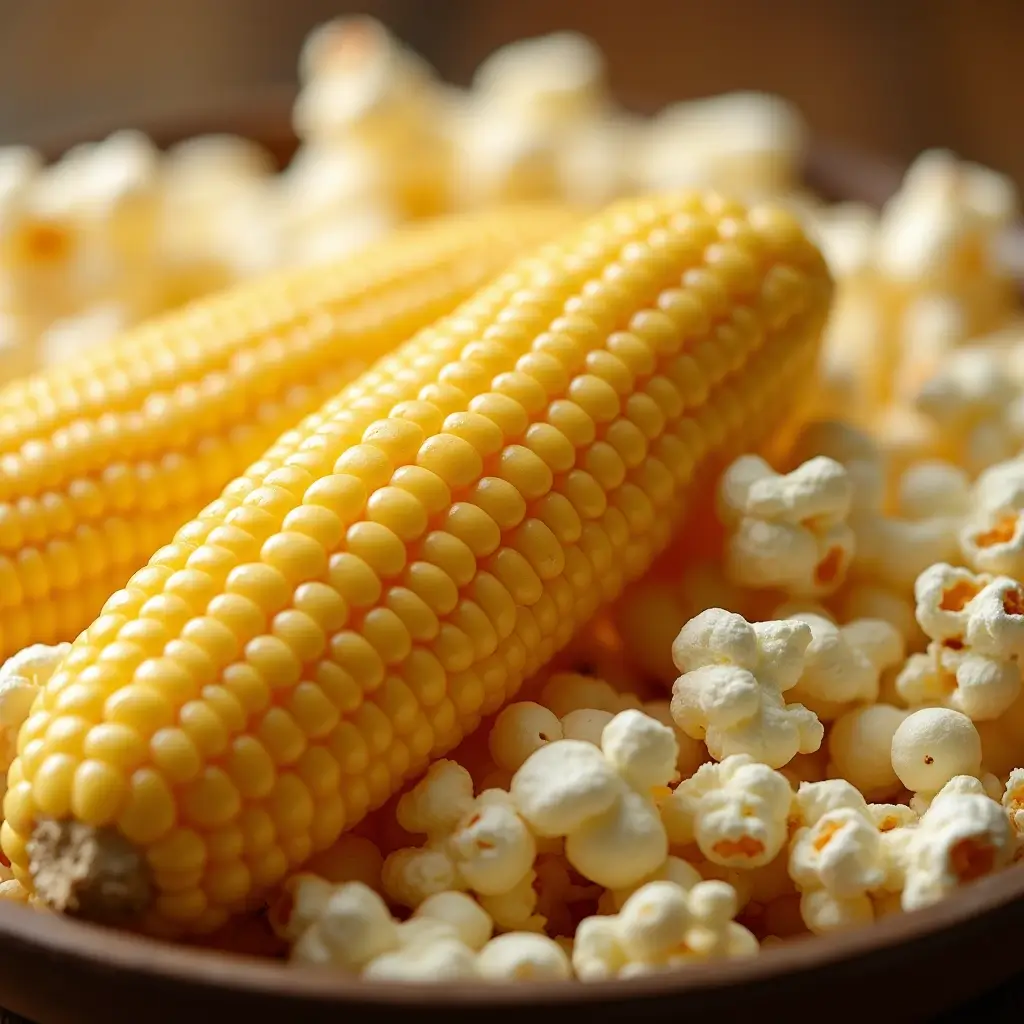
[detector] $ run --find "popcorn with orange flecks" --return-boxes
[717,455,855,598]
[670,609,824,768]
[895,564,1024,720]
[660,755,793,869]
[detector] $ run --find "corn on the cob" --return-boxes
[6,191,832,935]
[0,206,574,660]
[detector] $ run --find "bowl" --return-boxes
[1,104,1021,1024]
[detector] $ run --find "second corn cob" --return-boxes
[0,205,574,660]
[6,191,832,935]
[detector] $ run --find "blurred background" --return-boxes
[1,0,1023,181]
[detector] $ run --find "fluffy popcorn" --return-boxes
[572,914,628,980]
[785,612,904,719]
[477,870,545,934]
[475,932,573,981]
[411,892,492,952]
[603,856,703,912]
[970,456,1024,516]
[1000,769,1024,837]
[639,700,710,779]
[718,455,855,596]
[899,779,1015,910]
[899,460,972,520]
[511,711,673,890]
[363,939,479,982]
[893,295,970,402]
[905,564,1024,720]
[828,704,909,800]
[488,702,564,773]
[447,800,538,896]
[890,708,983,797]
[787,420,886,513]
[395,760,476,841]
[661,755,792,868]
[670,609,823,768]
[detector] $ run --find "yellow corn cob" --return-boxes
[0,206,574,660]
[6,191,832,935]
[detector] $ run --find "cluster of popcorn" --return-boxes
[0,18,811,387]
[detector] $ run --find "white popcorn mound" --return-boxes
[785,611,904,720]
[718,455,855,597]
[574,879,758,977]
[901,564,1024,720]
[670,608,823,768]
[890,708,983,801]
[510,710,675,890]
[661,755,793,868]
[898,778,1014,911]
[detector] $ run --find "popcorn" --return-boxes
[363,939,479,981]
[902,564,1024,720]
[828,705,909,800]
[786,420,886,514]
[382,761,536,908]
[639,700,709,779]
[661,755,793,868]
[849,510,961,596]
[718,455,855,597]
[898,460,972,521]
[415,892,493,951]
[670,609,823,768]
[834,582,923,651]
[575,879,757,977]
[898,778,1015,910]
[785,612,904,720]
[488,702,564,773]
[1000,768,1024,838]
[890,708,983,798]
[475,932,572,981]
[603,856,703,912]
[510,711,675,890]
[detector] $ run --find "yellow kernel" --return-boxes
[206,826,244,863]
[225,736,276,799]
[489,547,543,605]
[206,593,265,647]
[105,685,175,737]
[82,722,147,772]
[295,746,341,800]
[155,889,207,923]
[163,639,216,689]
[281,505,344,551]
[329,631,385,692]
[334,444,393,491]
[585,441,627,491]
[309,794,348,852]
[605,419,648,468]
[420,532,476,588]
[399,647,447,708]
[118,768,177,844]
[390,465,451,518]
[404,561,459,616]
[534,493,582,545]
[147,828,207,872]
[376,677,419,734]
[245,635,301,690]
[244,484,298,519]
[327,552,382,609]
[248,847,288,889]
[139,594,193,633]
[492,371,547,416]
[524,422,575,473]
[205,862,251,905]
[449,672,485,716]
[469,573,517,640]
[201,685,246,733]
[182,767,241,828]
[497,446,552,501]
[362,418,425,465]
[132,658,197,705]
[288,683,341,738]
[416,434,483,490]
[150,728,203,784]
[272,609,326,664]
[3,781,34,834]
[302,473,367,524]
[353,702,393,756]
[258,707,307,765]
[221,663,270,716]
[432,623,475,673]
[469,391,529,440]
[443,503,500,558]
[179,700,229,758]
[225,505,278,545]
[313,661,362,713]
[260,532,327,587]
[366,487,428,543]
[43,716,90,756]
[268,773,314,836]
[239,808,276,855]
[293,581,348,633]
[442,411,505,459]
[71,760,127,826]
[385,587,439,642]
[517,351,570,396]
[204,526,259,562]
[345,521,407,579]
[330,722,370,775]
[225,563,290,617]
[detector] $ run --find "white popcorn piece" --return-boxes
[605,856,704,912]
[661,755,793,868]
[572,914,628,980]
[363,939,479,981]
[448,801,537,896]
[600,708,679,790]
[616,879,691,961]
[638,700,708,779]
[475,932,572,981]
[1001,768,1024,837]
[636,92,805,198]
[670,609,823,768]
[719,455,855,597]
[411,892,493,951]
[900,780,1015,911]
[893,295,970,403]
[560,708,616,747]
[488,701,564,772]
[908,564,1024,720]
[787,420,886,514]
[971,457,1024,516]
[961,506,1024,580]
[477,871,545,934]
[785,612,903,719]
[890,708,983,797]
[828,704,909,800]
[899,460,972,521]
[396,760,476,841]
[799,888,874,935]
[380,847,462,908]
[807,203,878,282]
[790,808,886,901]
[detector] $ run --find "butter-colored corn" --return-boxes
[0,206,574,660]
[5,192,832,936]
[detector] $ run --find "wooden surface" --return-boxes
[1,0,1024,185]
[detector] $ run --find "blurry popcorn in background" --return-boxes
[0,10,1022,468]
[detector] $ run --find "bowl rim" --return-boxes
[3,105,1021,1007]
[1,835,1021,1006]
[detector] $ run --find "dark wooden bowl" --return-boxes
[2,103,1020,1024]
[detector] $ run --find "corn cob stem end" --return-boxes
[28,821,150,924]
